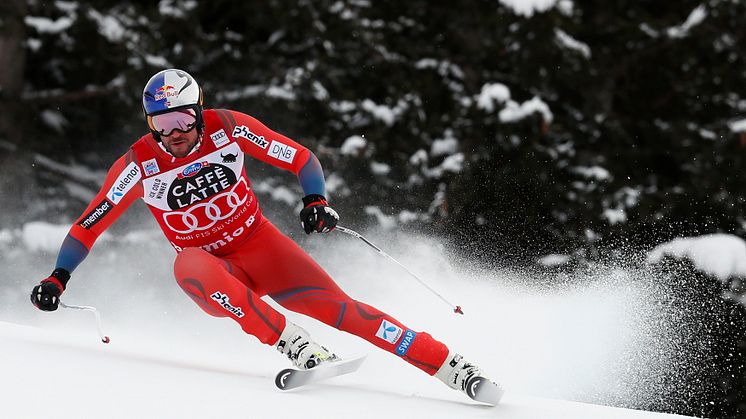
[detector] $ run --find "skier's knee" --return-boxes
[173,247,211,280]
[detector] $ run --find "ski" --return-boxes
[275,356,366,390]
[465,376,505,405]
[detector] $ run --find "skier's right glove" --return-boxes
[30,268,70,311]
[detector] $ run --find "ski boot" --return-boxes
[275,323,338,370]
[435,352,504,405]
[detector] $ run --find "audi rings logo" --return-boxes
[163,178,250,234]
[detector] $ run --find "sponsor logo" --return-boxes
[163,177,249,233]
[396,330,417,356]
[142,158,160,176]
[148,178,169,200]
[154,85,178,101]
[177,161,209,179]
[449,354,462,368]
[221,152,237,163]
[210,129,229,148]
[200,213,255,253]
[375,320,403,344]
[108,162,141,205]
[267,140,297,164]
[168,163,237,210]
[78,200,113,229]
[210,291,245,318]
[168,208,257,254]
[232,125,268,149]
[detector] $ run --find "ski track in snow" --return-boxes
[1,226,696,418]
[0,322,690,419]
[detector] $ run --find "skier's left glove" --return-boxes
[300,194,339,234]
[30,268,70,311]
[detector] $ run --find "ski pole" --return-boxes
[335,226,464,315]
[60,302,111,343]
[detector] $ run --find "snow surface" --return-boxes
[1,221,710,417]
[0,313,690,419]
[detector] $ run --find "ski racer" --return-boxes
[30,68,501,402]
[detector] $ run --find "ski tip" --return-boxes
[466,376,505,406]
[275,368,294,390]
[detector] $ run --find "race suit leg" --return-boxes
[173,246,285,345]
[229,219,450,376]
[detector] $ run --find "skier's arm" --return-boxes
[221,109,337,233]
[223,110,326,197]
[60,151,144,271]
[31,151,144,311]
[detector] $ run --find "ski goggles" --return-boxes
[147,108,197,136]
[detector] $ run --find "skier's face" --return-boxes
[161,127,199,158]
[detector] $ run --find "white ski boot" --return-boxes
[435,352,504,405]
[275,323,338,370]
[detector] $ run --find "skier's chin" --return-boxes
[165,138,195,157]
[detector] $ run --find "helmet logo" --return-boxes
[154,85,178,101]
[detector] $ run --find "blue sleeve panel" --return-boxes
[297,153,326,197]
[55,234,90,273]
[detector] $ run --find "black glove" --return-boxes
[300,194,339,234]
[30,268,70,311]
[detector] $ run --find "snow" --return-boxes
[361,99,397,126]
[25,16,75,34]
[252,181,297,206]
[499,0,560,17]
[340,135,367,155]
[666,5,707,39]
[87,9,126,42]
[40,109,69,133]
[538,254,571,267]
[477,83,511,112]
[312,80,330,100]
[431,132,459,156]
[370,161,391,175]
[266,85,297,101]
[21,221,71,252]
[647,234,746,281]
[476,82,554,124]
[728,118,746,133]
[158,0,198,19]
[424,153,465,178]
[1,222,713,417]
[602,208,627,225]
[572,165,612,181]
[500,96,554,124]
[409,149,428,165]
[0,321,689,419]
[363,206,398,230]
[555,28,591,58]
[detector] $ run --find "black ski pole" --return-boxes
[335,226,464,315]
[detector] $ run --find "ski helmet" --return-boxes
[142,69,204,140]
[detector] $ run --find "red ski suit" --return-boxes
[60,109,449,375]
